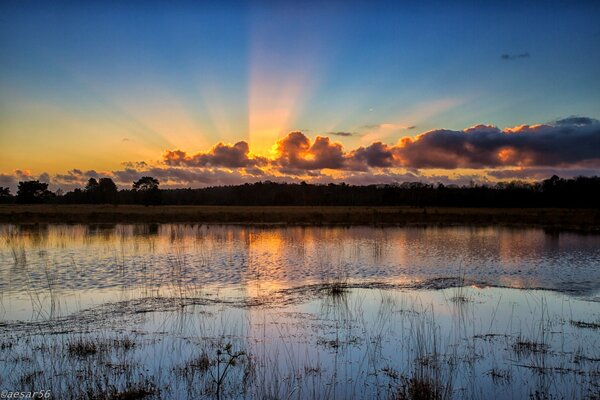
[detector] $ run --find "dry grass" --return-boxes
[570,320,600,329]
[67,337,103,357]
[512,339,549,355]
[0,204,598,229]
[395,376,442,400]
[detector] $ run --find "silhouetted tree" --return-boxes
[16,181,54,204]
[6,176,600,208]
[132,176,161,205]
[0,187,12,204]
[97,178,118,203]
[132,176,159,190]
[84,177,118,203]
[85,178,99,192]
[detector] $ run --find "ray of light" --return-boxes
[247,5,328,157]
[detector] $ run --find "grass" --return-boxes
[485,368,512,384]
[570,320,600,329]
[1,223,599,399]
[0,204,598,229]
[395,376,442,400]
[322,280,349,297]
[512,338,550,355]
[1,287,598,400]
[67,337,103,357]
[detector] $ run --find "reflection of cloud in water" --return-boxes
[1,224,600,313]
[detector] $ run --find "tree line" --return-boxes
[0,175,599,208]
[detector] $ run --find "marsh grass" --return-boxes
[322,280,349,297]
[570,320,600,329]
[485,368,512,384]
[1,287,599,400]
[1,225,599,400]
[395,376,442,400]
[512,338,550,356]
[68,337,104,357]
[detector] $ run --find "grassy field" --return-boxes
[0,204,599,229]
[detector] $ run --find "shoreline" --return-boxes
[0,204,599,230]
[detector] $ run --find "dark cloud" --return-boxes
[347,142,395,169]
[328,131,354,137]
[394,119,600,168]
[0,174,15,187]
[164,141,267,168]
[275,132,346,170]
[554,116,598,126]
[110,166,296,188]
[5,117,600,191]
[487,167,600,181]
[501,52,530,60]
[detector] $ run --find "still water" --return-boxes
[0,224,599,399]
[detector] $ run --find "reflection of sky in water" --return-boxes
[1,224,599,320]
[3,286,597,399]
[1,224,599,399]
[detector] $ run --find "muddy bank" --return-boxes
[1,205,599,230]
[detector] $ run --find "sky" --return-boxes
[1,0,599,191]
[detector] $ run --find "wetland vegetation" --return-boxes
[0,224,599,399]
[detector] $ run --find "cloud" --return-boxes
[0,174,16,188]
[347,142,396,169]
[328,131,354,137]
[163,141,267,168]
[5,116,599,191]
[501,52,530,60]
[121,161,148,169]
[554,116,597,126]
[486,167,600,181]
[274,132,346,170]
[394,118,600,168]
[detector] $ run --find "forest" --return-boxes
[1,175,599,208]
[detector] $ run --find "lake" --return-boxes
[1,224,599,399]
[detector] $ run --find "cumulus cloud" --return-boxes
[486,167,600,181]
[274,132,346,170]
[394,118,600,168]
[347,142,396,169]
[4,116,599,191]
[273,118,600,172]
[163,141,267,168]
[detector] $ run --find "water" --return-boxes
[0,224,599,399]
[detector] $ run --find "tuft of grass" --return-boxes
[110,385,155,400]
[67,338,103,357]
[91,379,157,400]
[395,376,442,400]
[486,368,512,384]
[570,320,600,329]
[19,370,43,386]
[322,280,349,297]
[512,339,549,355]
[187,353,211,373]
[449,293,471,304]
[113,336,137,351]
[0,340,14,350]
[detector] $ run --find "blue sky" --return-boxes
[1,0,599,188]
